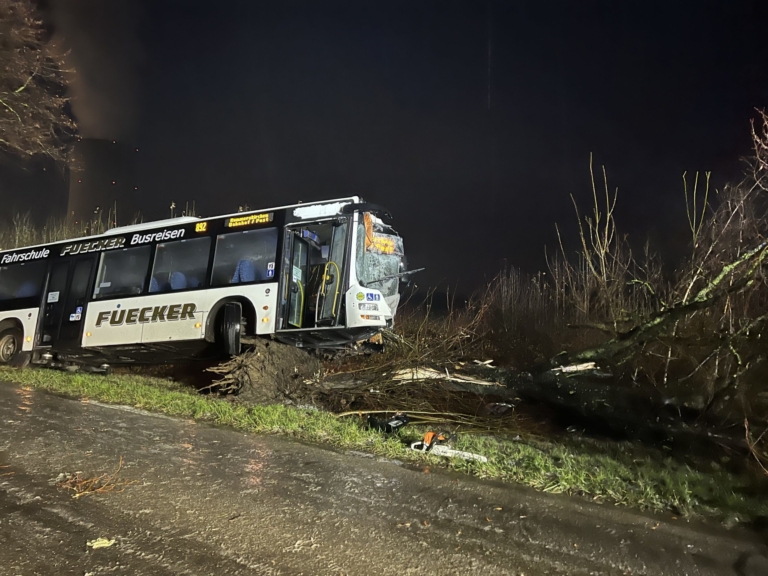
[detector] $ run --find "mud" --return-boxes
[206,338,324,403]
[134,338,325,404]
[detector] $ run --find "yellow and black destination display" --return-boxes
[369,236,396,254]
[225,213,274,228]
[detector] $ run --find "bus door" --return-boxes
[40,256,96,349]
[315,221,347,325]
[279,221,348,330]
[284,232,309,328]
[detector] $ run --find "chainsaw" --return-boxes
[409,431,488,463]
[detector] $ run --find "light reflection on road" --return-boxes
[13,387,34,415]
[243,441,273,487]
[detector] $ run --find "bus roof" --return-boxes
[0,196,362,255]
[103,216,200,235]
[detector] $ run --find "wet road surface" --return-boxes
[0,382,765,575]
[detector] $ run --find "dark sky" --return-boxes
[27,1,768,291]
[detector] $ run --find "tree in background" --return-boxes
[0,0,74,161]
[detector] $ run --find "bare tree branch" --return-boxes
[0,0,76,161]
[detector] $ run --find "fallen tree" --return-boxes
[553,239,768,368]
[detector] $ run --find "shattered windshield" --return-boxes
[355,213,404,299]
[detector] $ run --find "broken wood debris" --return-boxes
[391,367,500,386]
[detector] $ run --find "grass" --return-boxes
[2,366,765,523]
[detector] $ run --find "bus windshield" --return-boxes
[355,213,405,302]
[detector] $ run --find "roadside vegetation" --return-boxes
[0,210,107,251]
[3,366,765,522]
[335,113,768,479]
[0,201,194,251]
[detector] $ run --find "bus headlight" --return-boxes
[358,303,379,311]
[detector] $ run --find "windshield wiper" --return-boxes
[361,268,424,287]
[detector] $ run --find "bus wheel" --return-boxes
[0,328,29,368]
[219,302,242,357]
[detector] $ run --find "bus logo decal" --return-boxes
[95,303,197,327]
[61,237,125,257]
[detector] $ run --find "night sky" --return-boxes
[9,1,768,292]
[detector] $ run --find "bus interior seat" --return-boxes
[149,277,166,293]
[15,281,38,298]
[232,260,257,283]
[170,271,187,291]
[186,275,201,288]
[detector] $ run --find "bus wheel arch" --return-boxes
[0,319,29,368]
[205,297,257,346]
[0,318,22,336]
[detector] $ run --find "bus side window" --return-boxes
[0,261,47,302]
[150,237,211,293]
[93,246,152,300]
[211,228,278,286]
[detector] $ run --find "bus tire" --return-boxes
[11,352,31,369]
[0,328,28,368]
[219,302,242,357]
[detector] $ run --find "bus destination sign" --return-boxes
[225,212,273,228]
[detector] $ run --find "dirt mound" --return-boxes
[207,338,323,404]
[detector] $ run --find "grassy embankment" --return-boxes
[2,365,764,523]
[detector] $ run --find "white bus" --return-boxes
[0,197,407,369]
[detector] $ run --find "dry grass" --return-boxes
[335,267,601,375]
[54,456,139,499]
[0,203,143,251]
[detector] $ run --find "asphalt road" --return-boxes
[0,381,766,576]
